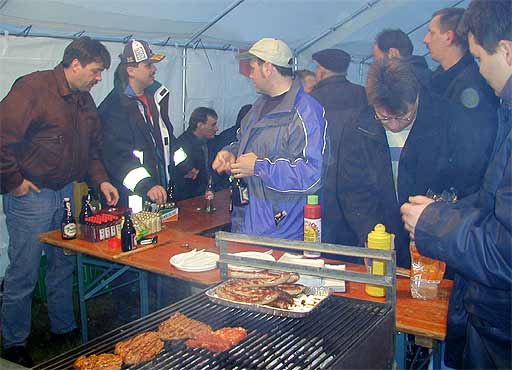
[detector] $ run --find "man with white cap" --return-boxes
[100,40,175,210]
[213,38,327,239]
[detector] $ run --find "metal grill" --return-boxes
[35,290,394,370]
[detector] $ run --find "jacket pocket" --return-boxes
[20,135,65,177]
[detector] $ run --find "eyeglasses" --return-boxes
[373,111,415,124]
[374,96,419,125]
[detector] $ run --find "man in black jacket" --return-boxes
[310,48,367,113]
[373,28,432,89]
[100,40,175,210]
[310,49,367,247]
[174,107,218,200]
[425,8,499,122]
[330,58,497,268]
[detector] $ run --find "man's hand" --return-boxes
[184,168,199,180]
[11,179,40,197]
[400,196,435,239]
[231,152,257,178]
[212,150,236,174]
[146,185,167,204]
[100,182,119,206]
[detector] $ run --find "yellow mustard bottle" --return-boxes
[365,224,392,297]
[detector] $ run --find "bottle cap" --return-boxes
[307,195,319,205]
[63,197,70,201]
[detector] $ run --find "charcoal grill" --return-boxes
[35,290,393,369]
[36,232,396,369]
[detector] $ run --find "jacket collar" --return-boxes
[252,78,301,118]
[356,90,440,143]
[500,75,512,109]
[313,74,349,90]
[54,63,77,98]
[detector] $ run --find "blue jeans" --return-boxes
[2,183,77,348]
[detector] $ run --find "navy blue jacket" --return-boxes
[331,91,497,267]
[415,93,511,369]
[99,82,175,208]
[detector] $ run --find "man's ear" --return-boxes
[445,30,456,46]
[499,40,512,66]
[70,58,82,73]
[388,48,401,58]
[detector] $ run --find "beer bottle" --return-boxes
[79,193,93,225]
[230,176,249,207]
[121,210,136,252]
[166,177,176,207]
[61,197,77,240]
[204,177,215,213]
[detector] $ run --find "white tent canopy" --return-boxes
[0,0,469,276]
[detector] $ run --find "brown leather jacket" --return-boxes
[0,64,109,193]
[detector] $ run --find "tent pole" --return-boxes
[294,0,381,55]
[181,47,188,133]
[184,0,245,49]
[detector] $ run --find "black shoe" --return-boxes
[3,345,34,368]
[50,328,82,346]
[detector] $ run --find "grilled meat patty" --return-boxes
[73,353,122,370]
[185,327,247,352]
[158,312,212,340]
[114,331,164,365]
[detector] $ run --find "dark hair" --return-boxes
[61,36,111,69]
[460,0,512,54]
[296,69,315,79]
[375,29,414,57]
[432,8,468,49]
[255,58,294,77]
[113,62,137,90]
[366,58,419,115]
[189,107,218,131]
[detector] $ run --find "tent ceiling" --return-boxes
[0,0,468,62]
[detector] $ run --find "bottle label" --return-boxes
[205,191,214,200]
[304,218,321,243]
[62,223,77,238]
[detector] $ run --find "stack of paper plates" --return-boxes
[170,250,219,272]
[228,251,276,272]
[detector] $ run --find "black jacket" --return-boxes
[404,55,432,89]
[327,91,497,267]
[432,53,499,125]
[174,128,212,200]
[99,82,175,207]
[310,74,367,113]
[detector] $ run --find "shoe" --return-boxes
[50,328,82,346]
[2,345,34,367]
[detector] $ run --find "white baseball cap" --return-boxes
[238,38,293,68]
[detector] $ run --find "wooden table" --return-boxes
[40,189,451,368]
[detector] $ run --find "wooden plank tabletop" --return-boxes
[39,189,450,342]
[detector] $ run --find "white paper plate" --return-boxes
[228,251,276,272]
[170,251,219,273]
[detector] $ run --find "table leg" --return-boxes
[76,253,88,343]
[139,271,149,316]
[395,331,407,370]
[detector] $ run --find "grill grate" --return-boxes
[35,291,393,370]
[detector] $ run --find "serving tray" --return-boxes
[205,281,331,318]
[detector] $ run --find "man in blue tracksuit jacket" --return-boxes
[213,38,327,239]
[401,1,511,368]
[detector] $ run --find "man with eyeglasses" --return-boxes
[332,57,497,268]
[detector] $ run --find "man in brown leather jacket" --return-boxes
[0,37,118,367]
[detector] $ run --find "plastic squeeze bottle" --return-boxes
[303,194,321,257]
[365,224,392,297]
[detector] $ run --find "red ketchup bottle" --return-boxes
[303,195,321,257]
